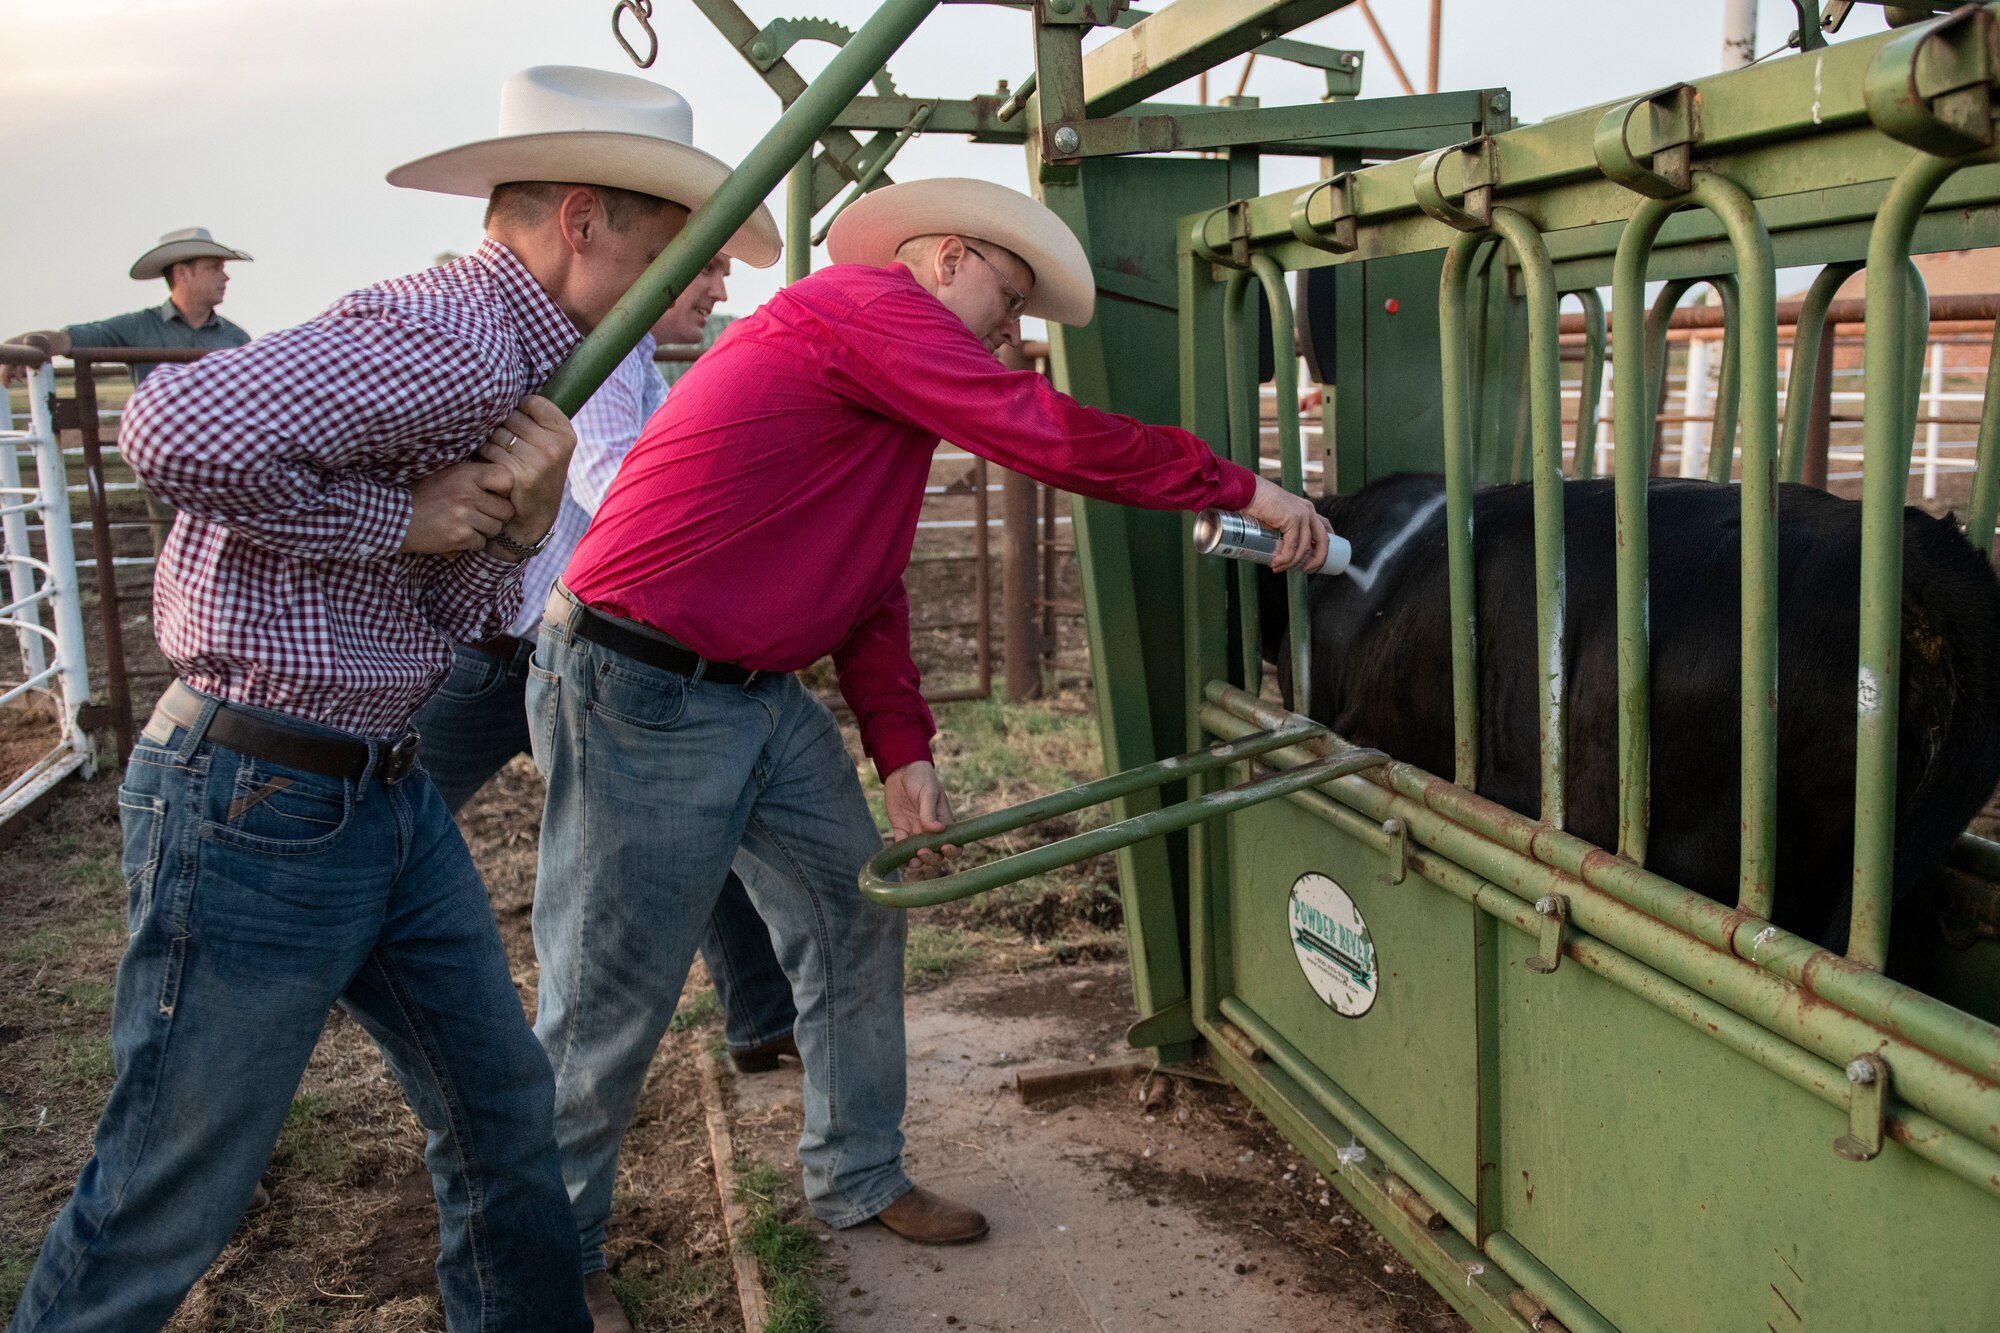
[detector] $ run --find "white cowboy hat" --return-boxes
[826,178,1094,326]
[386,66,780,269]
[129,228,252,281]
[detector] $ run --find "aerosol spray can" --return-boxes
[1192,509,1353,577]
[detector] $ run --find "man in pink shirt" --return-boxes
[530,178,1326,1259]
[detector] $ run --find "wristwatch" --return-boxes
[487,525,554,561]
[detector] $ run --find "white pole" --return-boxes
[1681,330,1714,478]
[27,363,93,770]
[1594,364,1615,477]
[1922,340,1945,501]
[0,433,47,683]
[1721,0,1758,70]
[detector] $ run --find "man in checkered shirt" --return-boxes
[7,68,779,1333]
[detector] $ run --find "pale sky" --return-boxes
[1,1,1887,339]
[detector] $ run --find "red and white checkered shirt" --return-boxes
[121,240,581,737]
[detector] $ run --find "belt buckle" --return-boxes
[382,731,422,784]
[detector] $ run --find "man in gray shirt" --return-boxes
[5,227,252,386]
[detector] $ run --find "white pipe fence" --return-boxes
[0,362,97,829]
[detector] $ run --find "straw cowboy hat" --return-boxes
[129,228,252,281]
[826,178,1094,326]
[387,66,780,269]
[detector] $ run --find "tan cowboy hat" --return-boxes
[826,178,1094,326]
[386,66,780,269]
[130,228,252,281]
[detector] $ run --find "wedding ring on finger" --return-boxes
[498,429,519,452]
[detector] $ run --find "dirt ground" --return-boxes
[729,961,1467,1333]
[0,651,1472,1333]
[0,751,743,1332]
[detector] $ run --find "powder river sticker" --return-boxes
[1288,873,1378,1017]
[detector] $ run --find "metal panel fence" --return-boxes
[0,352,96,840]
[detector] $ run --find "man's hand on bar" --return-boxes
[885,760,961,873]
[474,394,576,552]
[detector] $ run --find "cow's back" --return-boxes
[1275,475,2000,955]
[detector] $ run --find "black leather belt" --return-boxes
[146,681,422,784]
[545,584,760,686]
[465,633,531,660]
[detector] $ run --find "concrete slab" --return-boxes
[728,961,1467,1333]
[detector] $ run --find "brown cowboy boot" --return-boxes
[583,1270,633,1333]
[872,1185,989,1245]
[728,1032,799,1074]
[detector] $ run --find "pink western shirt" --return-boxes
[564,263,1259,777]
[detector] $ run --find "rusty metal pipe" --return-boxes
[1555,291,2000,336]
[68,363,133,761]
[1002,466,1040,701]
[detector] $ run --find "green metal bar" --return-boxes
[1214,1000,1620,1332]
[1198,690,2000,1164]
[1188,758,1220,1029]
[1214,999,1475,1233]
[1569,288,1606,478]
[1228,738,2000,1205]
[1703,273,1742,484]
[1779,261,1864,483]
[1438,232,1488,788]
[785,154,814,285]
[1069,89,1495,159]
[1489,209,1568,829]
[859,738,1384,908]
[810,103,932,246]
[1612,218,1679,865]
[1850,152,1968,969]
[540,0,941,412]
[1080,0,1360,117]
[1505,349,1531,483]
[1903,258,1932,458]
[1200,680,2000,1088]
[857,711,1322,906]
[1614,181,1778,910]
[1268,771,2000,1205]
[1678,176,1782,921]
[1221,267,1263,695]
[1213,22,1948,254]
[1248,254,1311,709]
[1969,305,2000,559]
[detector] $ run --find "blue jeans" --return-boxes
[8,691,588,1333]
[415,642,797,1053]
[527,620,912,1268]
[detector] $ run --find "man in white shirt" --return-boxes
[413,255,801,1082]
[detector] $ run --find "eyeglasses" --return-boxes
[962,244,1029,320]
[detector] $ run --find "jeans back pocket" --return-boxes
[118,790,166,934]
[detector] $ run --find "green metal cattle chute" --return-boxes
[581,0,2000,1326]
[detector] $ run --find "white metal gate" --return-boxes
[1,360,96,828]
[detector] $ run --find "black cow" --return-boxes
[1259,473,2000,958]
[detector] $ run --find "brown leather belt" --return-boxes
[544,584,760,686]
[144,681,422,784]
